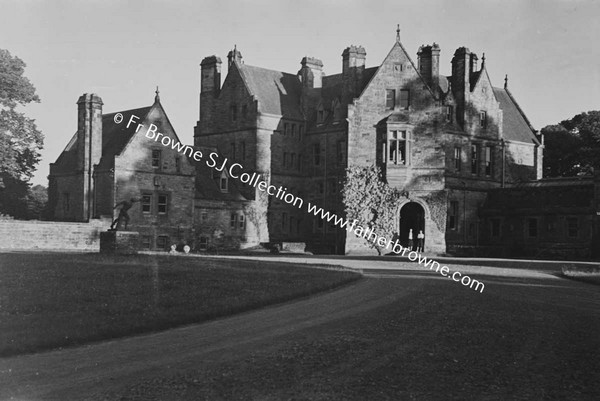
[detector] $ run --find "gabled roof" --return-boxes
[493,87,540,145]
[97,106,152,169]
[236,63,303,120]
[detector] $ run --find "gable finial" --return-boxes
[481,52,486,68]
[504,74,508,89]
[155,86,160,103]
[396,24,401,42]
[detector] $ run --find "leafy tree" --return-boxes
[0,49,44,216]
[542,111,600,177]
[27,184,48,220]
[342,165,400,255]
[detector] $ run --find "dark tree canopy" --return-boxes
[0,49,43,182]
[541,111,600,177]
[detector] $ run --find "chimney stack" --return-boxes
[417,43,440,89]
[76,93,103,220]
[342,45,366,99]
[298,56,323,89]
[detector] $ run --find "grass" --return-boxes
[0,252,360,357]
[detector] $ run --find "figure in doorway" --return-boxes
[110,197,139,231]
[416,229,425,252]
[408,228,414,251]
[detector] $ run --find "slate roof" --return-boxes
[97,106,152,169]
[52,105,153,173]
[237,63,303,120]
[493,87,539,145]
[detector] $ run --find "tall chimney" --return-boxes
[451,47,471,126]
[342,45,366,99]
[76,93,103,221]
[417,43,440,89]
[298,56,323,89]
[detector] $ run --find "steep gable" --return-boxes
[493,87,540,144]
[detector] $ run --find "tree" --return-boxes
[0,49,44,216]
[541,111,600,177]
[342,165,400,255]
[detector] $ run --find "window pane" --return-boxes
[400,90,410,109]
[158,195,168,214]
[386,89,395,109]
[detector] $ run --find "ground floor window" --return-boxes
[566,217,579,238]
[527,218,538,238]
[156,235,169,250]
[141,235,152,249]
[199,236,208,250]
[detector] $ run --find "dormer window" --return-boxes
[220,171,229,192]
[445,105,454,123]
[152,149,161,169]
[333,100,342,122]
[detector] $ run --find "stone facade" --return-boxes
[49,91,196,251]
[195,33,543,255]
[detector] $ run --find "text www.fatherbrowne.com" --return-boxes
[120,113,485,294]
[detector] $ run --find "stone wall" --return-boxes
[0,219,110,251]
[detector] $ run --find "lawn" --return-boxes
[0,253,360,357]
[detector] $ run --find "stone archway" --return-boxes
[399,202,425,248]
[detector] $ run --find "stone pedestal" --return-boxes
[100,231,139,254]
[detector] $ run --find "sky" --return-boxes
[1,0,599,186]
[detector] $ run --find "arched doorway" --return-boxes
[399,202,425,248]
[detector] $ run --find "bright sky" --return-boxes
[1,0,598,186]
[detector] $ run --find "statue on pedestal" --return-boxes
[110,197,139,231]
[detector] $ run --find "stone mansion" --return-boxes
[48,30,599,258]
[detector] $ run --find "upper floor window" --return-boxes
[313,143,321,166]
[400,89,410,110]
[283,152,288,168]
[230,213,237,229]
[445,105,454,123]
[230,104,237,121]
[241,104,248,119]
[479,111,487,128]
[141,194,152,213]
[291,124,296,137]
[484,146,493,176]
[385,89,395,110]
[284,122,289,135]
[240,141,246,162]
[175,157,181,173]
[299,126,304,140]
[387,130,408,165]
[291,153,296,169]
[471,144,479,175]
[239,214,245,229]
[157,194,168,214]
[454,147,461,171]
[152,149,161,169]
